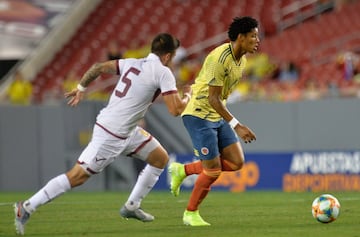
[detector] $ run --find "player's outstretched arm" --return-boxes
[64,60,118,107]
[208,85,256,143]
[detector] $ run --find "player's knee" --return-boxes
[221,157,244,171]
[66,174,87,188]
[146,147,169,169]
[66,165,90,188]
[234,156,245,170]
[203,167,222,178]
[149,155,168,169]
[237,156,245,170]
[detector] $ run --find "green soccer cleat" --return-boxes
[183,210,211,226]
[168,162,186,197]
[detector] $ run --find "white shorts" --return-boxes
[77,124,160,174]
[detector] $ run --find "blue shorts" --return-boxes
[182,115,239,160]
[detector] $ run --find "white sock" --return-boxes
[125,164,163,210]
[23,174,71,214]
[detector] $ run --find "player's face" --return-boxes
[243,28,260,54]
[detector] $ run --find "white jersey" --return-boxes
[96,53,177,137]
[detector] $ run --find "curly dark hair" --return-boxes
[228,16,258,41]
[151,33,180,56]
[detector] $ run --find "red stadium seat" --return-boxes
[32,0,360,103]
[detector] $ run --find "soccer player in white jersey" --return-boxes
[14,33,192,235]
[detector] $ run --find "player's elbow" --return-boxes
[208,96,219,109]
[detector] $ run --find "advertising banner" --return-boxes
[155,151,360,192]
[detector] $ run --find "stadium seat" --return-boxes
[32,0,360,103]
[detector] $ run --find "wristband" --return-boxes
[77,84,87,92]
[184,92,191,100]
[229,117,239,129]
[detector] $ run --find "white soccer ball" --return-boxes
[311,194,340,223]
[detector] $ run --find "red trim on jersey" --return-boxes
[127,136,153,156]
[116,60,120,75]
[162,90,178,96]
[86,167,97,174]
[95,122,127,139]
[77,161,98,174]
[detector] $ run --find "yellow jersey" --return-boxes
[182,43,247,121]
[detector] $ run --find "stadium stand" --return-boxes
[5,0,359,103]
[260,0,360,88]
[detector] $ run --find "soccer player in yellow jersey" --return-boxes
[169,16,259,226]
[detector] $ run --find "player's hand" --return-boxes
[234,124,256,144]
[64,89,84,107]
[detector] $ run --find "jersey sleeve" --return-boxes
[159,67,178,94]
[116,59,125,75]
[206,55,225,87]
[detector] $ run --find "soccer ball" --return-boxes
[311,194,340,223]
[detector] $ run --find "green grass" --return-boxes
[0,191,358,237]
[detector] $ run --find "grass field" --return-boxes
[0,191,358,237]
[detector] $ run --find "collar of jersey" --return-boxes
[147,53,160,61]
[229,43,242,66]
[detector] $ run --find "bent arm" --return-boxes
[209,85,256,143]
[65,60,118,106]
[78,60,118,88]
[162,92,191,116]
[208,85,234,122]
